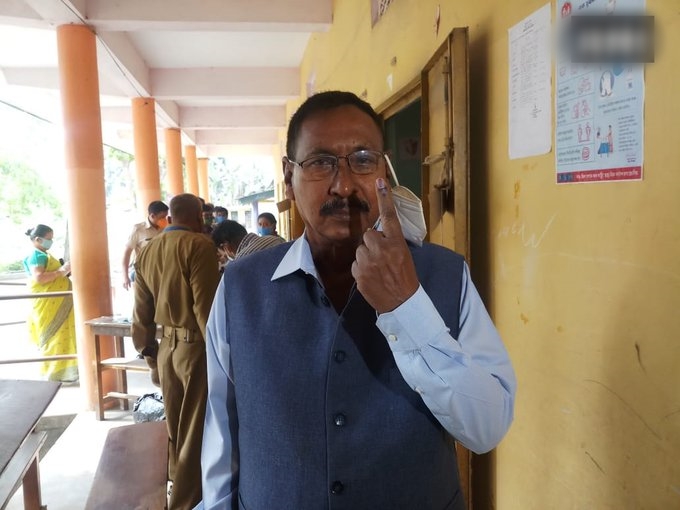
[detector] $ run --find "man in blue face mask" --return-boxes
[212,206,228,225]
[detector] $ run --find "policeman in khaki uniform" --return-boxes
[132,193,220,510]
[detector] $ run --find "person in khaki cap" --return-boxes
[132,193,220,510]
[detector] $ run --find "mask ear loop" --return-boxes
[384,154,400,187]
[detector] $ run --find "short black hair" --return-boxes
[257,212,277,226]
[212,220,247,247]
[148,201,169,215]
[26,224,53,240]
[213,206,229,216]
[286,91,384,160]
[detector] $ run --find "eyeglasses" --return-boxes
[287,150,386,181]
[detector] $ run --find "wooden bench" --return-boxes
[0,431,47,510]
[0,380,60,510]
[85,421,168,510]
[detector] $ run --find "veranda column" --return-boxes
[197,157,209,202]
[56,24,114,410]
[185,145,199,196]
[164,128,184,197]
[131,97,161,213]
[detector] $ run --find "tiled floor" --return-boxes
[6,371,158,510]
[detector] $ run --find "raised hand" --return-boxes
[351,177,420,313]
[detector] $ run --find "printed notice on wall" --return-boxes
[555,0,645,184]
[509,4,552,159]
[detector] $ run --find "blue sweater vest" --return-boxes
[222,242,466,510]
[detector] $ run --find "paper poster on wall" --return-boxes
[508,4,552,159]
[555,0,645,184]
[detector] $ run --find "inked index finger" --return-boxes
[375,177,404,240]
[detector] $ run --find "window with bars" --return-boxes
[371,0,394,26]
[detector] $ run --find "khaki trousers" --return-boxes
[157,327,207,510]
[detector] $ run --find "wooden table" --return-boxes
[85,317,160,421]
[0,379,60,510]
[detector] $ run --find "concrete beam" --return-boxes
[1,66,123,96]
[179,105,286,129]
[21,0,84,25]
[85,0,332,31]
[95,31,151,96]
[195,128,279,146]
[0,0,43,27]
[151,67,299,99]
[201,144,276,158]
[95,32,180,128]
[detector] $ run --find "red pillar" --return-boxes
[198,157,210,202]
[131,97,161,214]
[56,24,114,410]
[185,145,199,196]
[165,128,184,197]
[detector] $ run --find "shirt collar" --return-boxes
[271,234,319,282]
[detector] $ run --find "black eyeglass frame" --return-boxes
[286,149,387,179]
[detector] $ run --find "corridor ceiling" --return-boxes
[0,0,332,156]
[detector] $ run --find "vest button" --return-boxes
[330,480,344,494]
[333,413,346,427]
[333,350,346,363]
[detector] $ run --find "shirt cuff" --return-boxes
[376,285,458,353]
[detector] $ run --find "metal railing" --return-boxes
[0,287,78,366]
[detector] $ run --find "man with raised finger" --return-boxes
[198,91,516,510]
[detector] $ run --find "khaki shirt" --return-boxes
[126,220,161,263]
[131,228,220,355]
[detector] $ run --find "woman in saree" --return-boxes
[23,224,78,382]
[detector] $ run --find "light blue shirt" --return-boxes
[197,236,516,510]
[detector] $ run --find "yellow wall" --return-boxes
[295,0,680,508]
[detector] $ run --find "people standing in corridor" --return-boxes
[132,193,220,510]
[198,91,516,509]
[23,224,78,383]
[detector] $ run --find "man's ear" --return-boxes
[167,216,173,224]
[283,157,295,201]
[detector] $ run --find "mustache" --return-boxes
[320,197,370,216]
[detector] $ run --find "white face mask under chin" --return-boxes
[373,155,427,246]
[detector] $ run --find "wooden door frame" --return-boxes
[376,78,432,239]
[376,27,473,509]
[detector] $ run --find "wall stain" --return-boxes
[584,379,661,440]
[552,251,680,283]
[513,180,521,199]
[634,342,647,373]
[520,313,529,324]
[584,451,605,474]
[556,325,564,333]
[497,212,557,249]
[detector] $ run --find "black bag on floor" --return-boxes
[133,392,165,422]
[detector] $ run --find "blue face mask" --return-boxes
[258,226,274,236]
[215,216,225,224]
[39,238,53,250]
